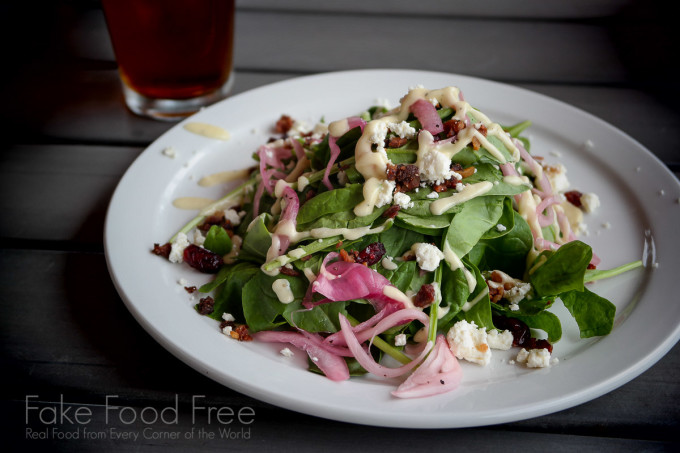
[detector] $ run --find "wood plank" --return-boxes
[237,0,637,19]
[1,249,679,440]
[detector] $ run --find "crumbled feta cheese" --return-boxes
[505,281,532,304]
[162,146,177,158]
[169,232,190,263]
[411,243,445,272]
[487,329,513,350]
[516,348,553,368]
[455,182,464,192]
[336,170,349,186]
[426,191,439,199]
[222,325,233,336]
[178,278,188,286]
[393,192,414,209]
[193,229,205,246]
[394,333,407,347]
[223,208,241,226]
[369,121,389,154]
[550,150,562,157]
[543,163,570,193]
[509,303,520,311]
[418,147,457,184]
[446,320,491,366]
[381,256,398,271]
[659,189,666,196]
[222,313,235,322]
[496,224,507,232]
[580,193,600,213]
[375,180,396,208]
[388,121,416,139]
[280,347,294,358]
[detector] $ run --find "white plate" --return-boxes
[105,69,680,428]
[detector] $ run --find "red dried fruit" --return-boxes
[565,190,583,207]
[183,244,223,273]
[413,284,436,308]
[354,242,386,266]
[197,296,215,315]
[151,243,171,259]
[493,315,530,347]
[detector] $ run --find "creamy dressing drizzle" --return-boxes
[198,168,251,187]
[272,279,295,304]
[172,197,215,210]
[382,286,416,309]
[461,286,489,312]
[183,122,231,140]
[429,181,493,215]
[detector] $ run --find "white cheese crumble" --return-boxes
[446,320,491,366]
[394,333,407,347]
[222,313,235,322]
[516,348,553,368]
[496,224,507,232]
[509,303,520,311]
[487,329,513,350]
[426,191,439,199]
[169,232,190,263]
[178,278,188,286]
[224,208,242,226]
[411,243,445,272]
[193,229,205,246]
[419,147,458,184]
[505,281,532,304]
[580,193,600,213]
[280,347,294,358]
[388,121,416,139]
[375,179,396,208]
[222,325,233,336]
[543,163,570,193]
[393,192,414,209]
[369,121,389,154]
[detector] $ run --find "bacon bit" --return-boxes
[476,123,488,137]
[184,286,198,294]
[413,284,436,308]
[394,164,421,192]
[475,343,489,353]
[387,136,408,148]
[488,284,504,303]
[458,166,476,179]
[196,296,215,315]
[151,243,171,259]
[402,251,416,261]
[300,254,312,262]
[339,249,355,263]
[503,282,514,291]
[471,136,481,151]
[385,163,397,181]
[565,190,583,208]
[198,213,232,233]
[432,184,448,193]
[587,263,597,270]
[275,114,294,134]
[279,266,300,277]
[533,155,545,161]
[335,240,344,249]
[382,205,401,219]
[443,119,466,137]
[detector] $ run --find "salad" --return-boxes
[152,85,641,398]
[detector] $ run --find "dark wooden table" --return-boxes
[2,1,679,451]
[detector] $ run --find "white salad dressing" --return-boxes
[272,279,295,304]
[183,122,230,140]
[429,181,493,215]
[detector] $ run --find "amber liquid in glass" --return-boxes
[102,0,235,100]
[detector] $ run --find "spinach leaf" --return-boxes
[470,210,533,276]
[207,262,260,322]
[530,241,592,297]
[297,184,364,225]
[454,261,494,330]
[283,300,347,333]
[378,225,425,257]
[203,225,232,256]
[492,307,563,343]
[560,288,616,338]
[443,196,504,261]
[242,273,307,332]
[376,260,419,293]
[238,213,273,262]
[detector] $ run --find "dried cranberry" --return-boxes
[525,338,553,353]
[183,244,223,273]
[382,205,401,219]
[394,164,420,192]
[196,296,215,315]
[354,242,386,266]
[564,190,583,207]
[413,284,436,308]
[493,315,530,347]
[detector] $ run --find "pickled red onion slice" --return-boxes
[392,335,462,398]
[254,331,349,381]
[410,99,443,135]
[339,314,432,379]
